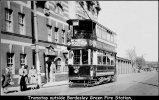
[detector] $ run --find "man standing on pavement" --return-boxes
[19,65,28,91]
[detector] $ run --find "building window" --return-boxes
[47,25,52,42]
[59,6,64,16]
[54,1,64,16]
[54,27,59,43]
[55,32,58,43]
[5,8,13,32]
[56,59,61,73]
[20,54,26,67]
[62,29,65,44]
[7,53,15,74]
[18,13,25,35]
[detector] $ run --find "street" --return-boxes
[2,71,158,96]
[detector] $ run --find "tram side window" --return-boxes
[111,60,114,65]
[82,50,88,64]
[98,55,102,65]
[73,50,80,64]
[107,57,110,65]
[103,56,106,65]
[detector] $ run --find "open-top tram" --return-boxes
[66,19,117,87]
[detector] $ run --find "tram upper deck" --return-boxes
[67,19,117,53]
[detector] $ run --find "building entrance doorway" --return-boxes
[45,56,56,82]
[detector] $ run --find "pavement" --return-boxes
[1,81,69,95]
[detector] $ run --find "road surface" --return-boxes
[2,71,158,96]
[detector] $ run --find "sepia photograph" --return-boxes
[0,0,158,97]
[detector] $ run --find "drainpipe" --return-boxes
[32,1,41,87]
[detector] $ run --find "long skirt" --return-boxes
[2,75,10,88]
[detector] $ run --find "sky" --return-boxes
[98,1,158,62]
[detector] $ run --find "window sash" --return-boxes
[19,15,24,25]
[5,10,12,32]
[19,24,25,34]
[20,54,26,66]
[5,11,12,21]
[7,53,15,74]
[62,32,65,44]
[6,21,12,32]
[48,26,52,42]
[55,32,58,42]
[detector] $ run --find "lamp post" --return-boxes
[32,1,41,87]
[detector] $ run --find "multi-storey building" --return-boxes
[1,1,102,86]
[1,1,136,87]
[69,1,100,21]
[1,1,71,86]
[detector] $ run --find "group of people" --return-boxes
[1,65,38,93]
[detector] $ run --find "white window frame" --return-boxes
[18,13,25,35]
[61,31,65,44]
[54,31,58,43]
[20,54,27,67]
[7,53,15,74]
[47,25,52,42]
[62,25,65,44]
[5,8,13,32]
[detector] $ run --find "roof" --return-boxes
[116,56,132,62]
[66,19,117,35]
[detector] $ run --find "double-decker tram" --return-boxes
[66,19,117,87]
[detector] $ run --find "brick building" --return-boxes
[1,1,71,86]
[1,1,136,87]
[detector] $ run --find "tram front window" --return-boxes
[82,49,88,64]
[73,49,88,65]
[73,22,93,39]
[73,50,80,64]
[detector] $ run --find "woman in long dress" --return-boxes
[49,62,56,82]
[29,66,37,88]
[2,67,13,93]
